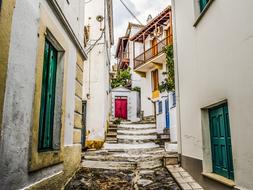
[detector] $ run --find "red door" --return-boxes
[115,98,127,120]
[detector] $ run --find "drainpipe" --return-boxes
[171,0,183,165]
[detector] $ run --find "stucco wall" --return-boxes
[173,0,253,189]
[0,0,84,189]
[84,0,112,144]
[111,88,139,122]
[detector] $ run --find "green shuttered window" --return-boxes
[209,104,234,180]
[199,0,209,12]
[38,40,58,151]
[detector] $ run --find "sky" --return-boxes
[112,0,171,61]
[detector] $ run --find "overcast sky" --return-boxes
[112,0,171,60]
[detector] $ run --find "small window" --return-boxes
[38,39,58,151]
[199,0,209,12]
[172,92,176,108]
[158,101,162,114]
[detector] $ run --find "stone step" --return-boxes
[108,128,117,132]
[118,139,156,144]
[81,160,136,170]
[83,152,164,162]
[107,132,117,138]
[117,134,157,140]
[103,142,159,151]
[137,159,163,170]
[163,154,179,165]
[117,128,157,135]
[119,124,156,130]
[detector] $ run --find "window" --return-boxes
[0,0,2,11]
[172,92,176,108]
[152,69,159,91]
[199,0,209,12]
[151,38,158,56]
[158,101,163,114]
[38,39,58,151]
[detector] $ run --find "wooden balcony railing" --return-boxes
[134,35,173,69]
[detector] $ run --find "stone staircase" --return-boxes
[105,124,118,143]
[82,123,178,171]
[156,128,171,148]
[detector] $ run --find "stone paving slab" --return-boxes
[65,167,180,190]
[166,165,203,190]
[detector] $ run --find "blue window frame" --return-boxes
[172,92,176,108]
[158,101,162,114]
[199,0,209,12]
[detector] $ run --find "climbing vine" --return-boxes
[158,45,175,93]
[111,68,131,89]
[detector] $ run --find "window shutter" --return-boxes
[38,40,58,151]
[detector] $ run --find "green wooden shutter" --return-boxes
[199,0,209,12]
[38,40,58,151]
[209,104,234,179]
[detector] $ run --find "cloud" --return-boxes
[112,0,171,59]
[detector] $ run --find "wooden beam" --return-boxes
[152,62,163,70]
[135,71,146,78]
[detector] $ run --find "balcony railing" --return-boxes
[134,35,173,69]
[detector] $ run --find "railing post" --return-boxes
[133,41,136,68]
[143,34,146,63]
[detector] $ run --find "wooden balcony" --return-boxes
[134,35,172,72]
[119,52,129,69]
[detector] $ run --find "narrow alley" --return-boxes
[65,122,180,190]
[1,0,253,190]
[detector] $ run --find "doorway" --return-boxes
[115,97,128,120]
[209,103,234,179]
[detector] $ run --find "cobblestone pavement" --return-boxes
[65,167,180,190]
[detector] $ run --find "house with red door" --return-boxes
[111,86,139,122]
[111,23,144,122]
[130,6,177,142]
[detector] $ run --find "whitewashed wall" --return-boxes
[173,0,253,189]
[111,87,139,122]
[84,0,112,142]
[0,0,84,189]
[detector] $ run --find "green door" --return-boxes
[209,104,234,179]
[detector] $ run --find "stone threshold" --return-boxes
[202,172,235,187]
[166,165,203,190]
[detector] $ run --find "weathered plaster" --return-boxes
[29,4,69,172]
[0,0,84,189]
[86,140,104,149]
[26,145,81,190]
[0,0,16,137]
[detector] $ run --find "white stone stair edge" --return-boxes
[117,129,157,135]
[103,142,159,150]
[117,135,157,140]
[119,124,156,129]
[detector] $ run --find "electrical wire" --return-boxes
[119,0,143,25]
[86,29,105,54]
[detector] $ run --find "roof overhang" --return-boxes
[130,6,171,43]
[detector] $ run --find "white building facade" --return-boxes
[131,7,177,139]
[0,0,87,189]
[83,0,114,149]
[172,0,253,189]
[111,87,139,122]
